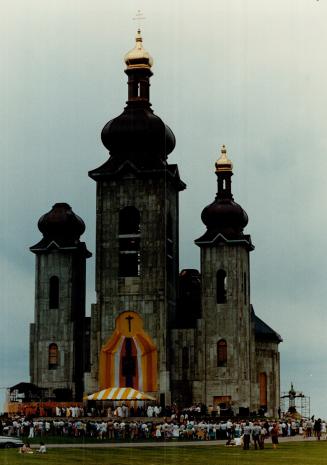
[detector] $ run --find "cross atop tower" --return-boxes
[133,9,146,31]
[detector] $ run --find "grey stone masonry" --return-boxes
[255,341,281,417]
[30,245,89,400]
[88,166,184,403]
[199,242,253,410]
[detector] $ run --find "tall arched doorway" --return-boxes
[99,311,157,392]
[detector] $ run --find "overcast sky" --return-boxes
[1,0,326,418]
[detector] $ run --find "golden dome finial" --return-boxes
[215,145,233,173]
[124,29,153,70]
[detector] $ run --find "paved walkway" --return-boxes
[44,436,321,449]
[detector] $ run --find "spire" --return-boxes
[195,144,250,244]
[215,145,233,199]
[90,30,177,176]
[123,29,154,103]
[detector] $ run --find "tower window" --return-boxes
[48,343,59,370]
[49,276,59,309]
[216,269,227,303]
[217,339,227,367]
[244,272,247,304]
[119,207,141,277]
[119,207,140,235]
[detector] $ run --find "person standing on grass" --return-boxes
[242,421,252,450]
[252,421,261,450]
[271,423,279,449]
[226,419,234,445]
[314,418,322,440]
[259,423,267,449]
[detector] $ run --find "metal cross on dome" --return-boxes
[133,9,146,30]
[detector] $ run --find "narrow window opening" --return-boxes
[48,343,59,370]
[216,269,227,303]
[217,339,227,367]
[119,207,140,234]
[244,272,247,304]
[119,207,141,277]
[49,276,59,309]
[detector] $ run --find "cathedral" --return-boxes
[29,31,282,417]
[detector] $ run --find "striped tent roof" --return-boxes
[84,387,156,401]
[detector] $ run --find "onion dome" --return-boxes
[101,108,175,163]
[201,199,248,237]
[38,203,85,243]
[124,29,153,70]
[99,30,175,168]
[199,146,248,239]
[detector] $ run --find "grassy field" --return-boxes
[1,441,327,465]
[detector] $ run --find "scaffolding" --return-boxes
[280,383,310,419]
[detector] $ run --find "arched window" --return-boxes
[49,276,59,309]
[166,214,173,279]
[118,207,141,277]
[119,207,140,235]
[217,339,227,367]
[216,269,227,303]
[259,372,267,407]
[48,343,59,370]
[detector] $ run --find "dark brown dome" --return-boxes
[201,198,248,237]
[101,103,175,163]
[38,203,85,242]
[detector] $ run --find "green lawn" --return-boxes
[1,442,326,465]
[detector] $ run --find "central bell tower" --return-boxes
[86,30,185,403]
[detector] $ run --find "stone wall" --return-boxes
[255,340,281,417]
[199,243,253,410]
[87,168,181,403]
[30,247,87,399]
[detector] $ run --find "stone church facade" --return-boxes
[29,31,282,416]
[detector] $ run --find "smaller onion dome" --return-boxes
[201,199,248,237]
[200,146,248,238]
[215,145,233,172]
[38,203,85,243]
[124,29,153,70]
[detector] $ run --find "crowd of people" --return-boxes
[1,411,326,449]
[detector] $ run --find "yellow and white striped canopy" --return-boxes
[84,387,156,401]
